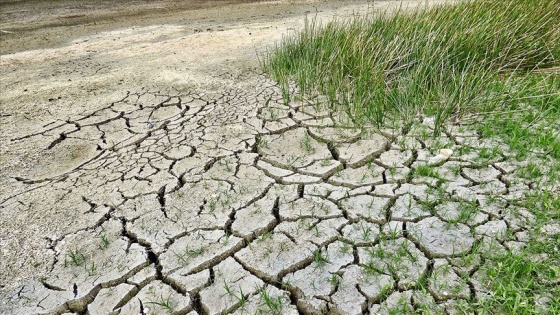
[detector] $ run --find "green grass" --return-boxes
[476,192,560,314]
[264,0,560,313]
[263,0,559,146]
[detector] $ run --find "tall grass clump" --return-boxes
[263,0,559,135]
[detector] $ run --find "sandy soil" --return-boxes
[1,0,378,181]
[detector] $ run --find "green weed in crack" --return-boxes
[221,232,231,246]
[447,200,480,225]
[258,137,270,149]
[338,241,352,254]
[208,197,218,212]
[386,296,412,315]
[517,161,544,180]
[327,273,341,287]
[258,232,273,243]
[478,146,502,162]
[388,165,397,177]
[305,222,321,238]
[238,287,248,309]
[382,225,401,241]
[319,159,333,167]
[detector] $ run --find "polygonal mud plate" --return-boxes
[258,128,331,169]
[408,217,475,258]
[159,230,243,274]
[340,194,389,224]
[329,163,385,188]
[235,232,316,282]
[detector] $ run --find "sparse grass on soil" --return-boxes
[264,0,560,313]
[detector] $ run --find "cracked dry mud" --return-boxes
[1,1,556,314]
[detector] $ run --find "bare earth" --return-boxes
[2,0,553,314]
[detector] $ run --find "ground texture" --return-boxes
[0,0,557,314]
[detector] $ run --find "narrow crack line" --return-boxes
[157,185,168,219]
[10,148,107,186]
[46,133,68,150]
[231,255,294,297]
[297,183,305,198]
[272,196,281,223]
[10,121,68,141]
[178,240,246,276]
[40,281,66,292]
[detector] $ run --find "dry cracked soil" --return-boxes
[1,0,556,314]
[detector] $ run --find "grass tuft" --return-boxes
[264,0,559,146]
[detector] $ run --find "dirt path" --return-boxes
[3,1,550,314]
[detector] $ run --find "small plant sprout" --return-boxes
[221,233,231,246]
[327,273,341,286]
[223,159,232,172]
[300,132,316,154]
[388,165,397,176]
[238,287,247,308]
[224,281,247,308]
[320,159,333,166]
[146,294,174,311]
[86,261,97,276]
[223,280,233,296]
[312,249,329,267]
[208,198,218,212]
[175,246,205,265]
[258,232,273,243]
[66,249,86,267]
[339,242,351,254]
[358,222,374,241]
[259,287,283,314]
[99,234,110,250]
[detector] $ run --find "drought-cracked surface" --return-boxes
[1,0,557,314]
